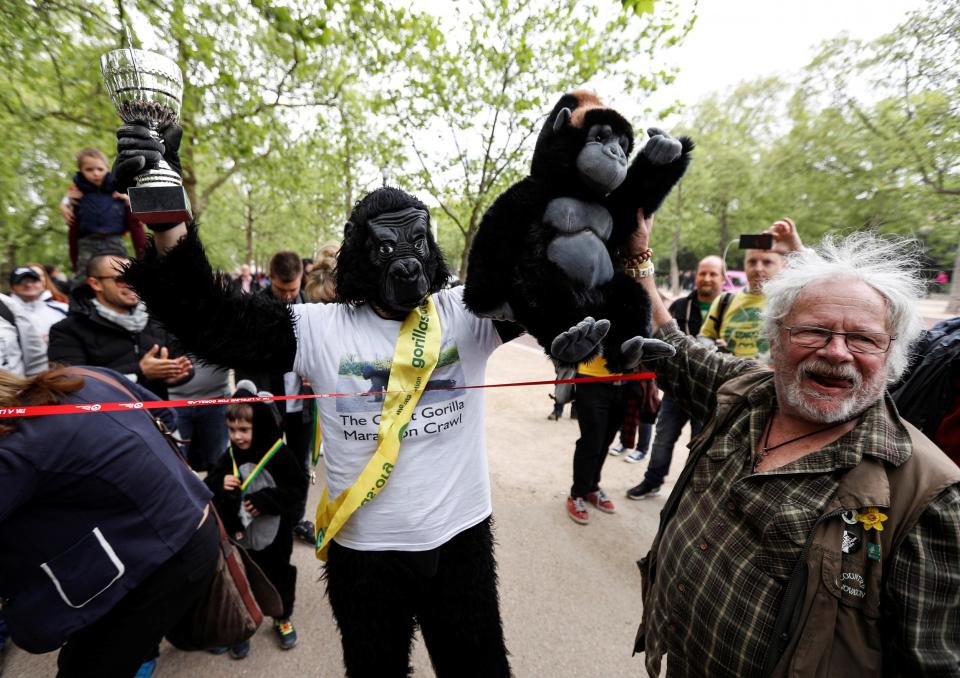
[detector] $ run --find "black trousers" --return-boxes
[570,379,624,498]
[324,517,511,678]
[56,515,219,678]
[249,518,297,620]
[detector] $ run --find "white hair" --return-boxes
[761,232,926,382]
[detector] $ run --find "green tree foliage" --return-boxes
[4,0,954,310]
[653,0,958,301]
[0,2,117,273]
[800,0,960,309]
[0,0,414,276]
[388,0,696,276]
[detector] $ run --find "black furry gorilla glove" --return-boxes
[113,123,184,232]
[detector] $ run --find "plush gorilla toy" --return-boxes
[464,90,694,372]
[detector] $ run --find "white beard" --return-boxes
[776,357,886,424]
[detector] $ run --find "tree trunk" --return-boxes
[175,33,199,219]
[670,183,682,296]
[459,222,474,283]
[245,194,254,266]
[946,236,960,315]
[4,237,16,283]
[342,110,353,219]
[718,204,729,257]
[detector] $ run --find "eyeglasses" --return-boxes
[781,324,895,354]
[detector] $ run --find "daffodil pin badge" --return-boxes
[856,507,888,532]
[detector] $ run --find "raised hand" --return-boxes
[765,217,804,255]
[113,123,183,193]
[625,208,655,257]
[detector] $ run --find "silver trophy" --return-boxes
[101,48,192,224]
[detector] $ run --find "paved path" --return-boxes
[919,294,955,326]
[5,339,680,678]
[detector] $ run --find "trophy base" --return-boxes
[129,185,193,225]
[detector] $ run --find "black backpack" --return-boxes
[0,298,15,327]
[708,291,734,336]
[0,297,22,355]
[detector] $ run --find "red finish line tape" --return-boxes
[0,373,655,419]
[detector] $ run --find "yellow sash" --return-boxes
[314,295,441,560]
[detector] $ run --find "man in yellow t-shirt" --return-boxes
[567,354,624,524]
[699,218,795,361]
[700,289,770,359]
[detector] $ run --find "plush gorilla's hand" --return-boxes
[114,123,183,193]
[641,127,682,166]
[620,336,676,370]
[550,317,610,364]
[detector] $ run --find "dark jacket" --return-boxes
[668,289,707,336]
[0,368,212,653]
[235,287,309,419]
[892,317,960,461]
[73,172,128,237]
[205,387,307,537]
[47,285,188,399]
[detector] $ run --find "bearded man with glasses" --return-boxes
[48,253,192,400]
[623,215,960,678]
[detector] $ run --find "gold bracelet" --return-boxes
[625,261,655,281]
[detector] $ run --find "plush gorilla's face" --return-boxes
[367,207,433,313]
[576,123,629,195]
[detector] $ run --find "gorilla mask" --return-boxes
[335,187,450,316]
[368,206,432,312]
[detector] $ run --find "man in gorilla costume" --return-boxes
[115,122,605,677]
[464,90,694,372]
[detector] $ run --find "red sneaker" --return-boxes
[585,489,615,514]
[566,496,589,524]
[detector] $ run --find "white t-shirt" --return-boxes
[292,286,501,551]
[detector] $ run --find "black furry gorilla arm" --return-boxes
[607,134,695,249]
[124,227,297,373]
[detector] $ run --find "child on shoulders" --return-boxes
[60,148,146,278]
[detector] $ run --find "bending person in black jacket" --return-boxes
[118,122,605,677]
[0,366,217,677]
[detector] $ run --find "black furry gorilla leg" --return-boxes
[416,518,511,678]
[324,542,418,677]
[124,227,297,373]
[595,274,654,373]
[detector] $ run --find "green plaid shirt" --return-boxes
[642,322,960,677]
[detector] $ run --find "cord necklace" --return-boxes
[755,409,856,469]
